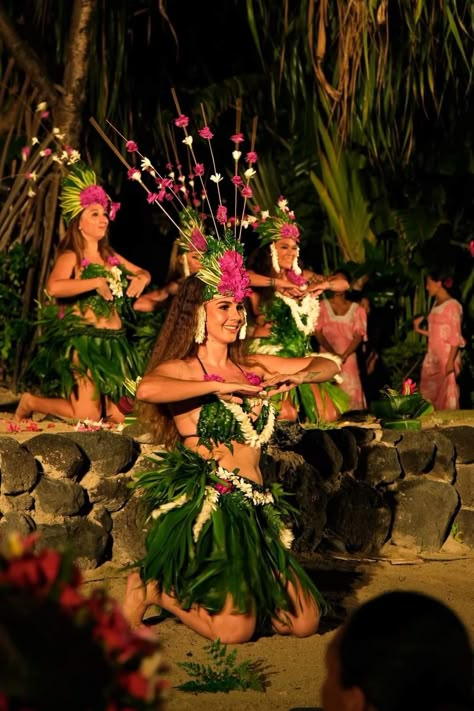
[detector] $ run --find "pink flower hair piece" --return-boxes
[79,185,109,212]
[217,250,252,302]
[199,126,214,140]
[280,223,300,241]
[190,227,208,251]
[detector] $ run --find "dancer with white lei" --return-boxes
[248,198,349,422]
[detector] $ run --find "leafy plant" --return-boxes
[176,639,266,693]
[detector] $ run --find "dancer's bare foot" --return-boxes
[15,393,33,421]
[122,572,163,629]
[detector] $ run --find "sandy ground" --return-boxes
[1,388,473,710]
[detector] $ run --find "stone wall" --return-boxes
[0,425,473,569]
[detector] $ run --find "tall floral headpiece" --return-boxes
[0,533,168,709]
[254,197,302,276]
[93,92,257,306]
[60,161,120,225]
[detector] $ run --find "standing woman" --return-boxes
[315,270,367,411]
[123,234,342,642]
[414,269,465,409]
[247,198,349,422]
[16,163,151,423]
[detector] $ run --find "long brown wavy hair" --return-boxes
[56,213,113,268]
[138,275,249,447]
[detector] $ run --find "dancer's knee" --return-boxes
[211,615,256,644]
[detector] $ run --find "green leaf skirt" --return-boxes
[132,445,325,622]
[27,304,143,402]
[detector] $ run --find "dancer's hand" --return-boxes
[95,277,113,301]
[127,271,150,298]
[216,381,263,404]
[261,372,306,396]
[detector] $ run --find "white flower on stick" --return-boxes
[244,168,256,179]
[182,136,193,146]
[210,173,223,184]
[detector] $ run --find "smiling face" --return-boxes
[274,238,298,271]
[205,297,245,344]
[79,202,109,241]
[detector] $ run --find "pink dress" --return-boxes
[420,299,465,410]
[317,299,367,410]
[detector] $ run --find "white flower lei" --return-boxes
[270,242,281,273]
[150,492,188,520]
[279,526,294,549]
[192,485,219,541]
[219,399,276,447]
[215,467,275,505]
[275,291,320,336]
[194,304,206,343]
[107,265,124,298]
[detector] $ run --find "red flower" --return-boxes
[216,205,228,224]
[147,192,159,204]
[402,378,417,395]
[231,133,244,143]
[174,114,189,128]
[246,151,258,164]
[241,186,253,198]
[198,126,214,140]
[443,277,453,289]
[119,671,150,700]
[280,223,300,241]
[215,480,233,494]
[194,163,205,176]
[231,175,243,187]
[469,240,474,257]
[125,140,138,152]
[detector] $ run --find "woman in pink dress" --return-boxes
[414,271,465,410]
[315,271,367,410]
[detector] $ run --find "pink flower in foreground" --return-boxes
[218,250,252,302]
[125,140,138,152]
[198,126,214,140]
[216,205,228,224]
[7,422,21,433]
[241,186,253,198]
[402,378,417,395]
[25,421,40,432]
[246,151,258,164]
[194,163,205,177]
[280,223,300,241]
[21,146,31,161]
[231,133,244,144]
[174,114,189,128]
[231,175,243,187]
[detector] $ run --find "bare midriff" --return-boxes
[71,304,123,330]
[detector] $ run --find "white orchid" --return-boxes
[182,136,193,146]
[232,150,242,161]
[261,210,270,220]
[244,167,256,179]
[35,101,48,112]
[210,173,223,183]
[141,157,152,171]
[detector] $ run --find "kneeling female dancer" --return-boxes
[123,236,341,643]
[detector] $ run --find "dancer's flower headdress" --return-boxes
[0,533,168,709]
[92,93,256,305]
[254,197,301,246]
[60,161,120,225]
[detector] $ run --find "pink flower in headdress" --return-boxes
[107,255,121,266]
[174,114,189,128]
[218,250,252,302]
[147,192,159,204]
[443,277,453,289]
[402,378,417,395]
[280,223,300,241]
[199,126,214,140]
[469,240,474,257]
[190,228,208,251]
[21,146,30,161]
[109,202,120,221]
[241,186,253,198]
[231,133,244,143]
[80,185,109,211]
[194,163,205,177]
[246,151,258,164]
[127,168,141,181]
[231,175,243,187]
[287,269,306,286]
[125,140,138,153]
[215,480,233,495]
[216,205,228,224]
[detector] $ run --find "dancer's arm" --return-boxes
[47,252,113,300]
[250,353,341,392]
[137,361,263,403]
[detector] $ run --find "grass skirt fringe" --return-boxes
[132,445,325,621]
[28,303,143,401]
